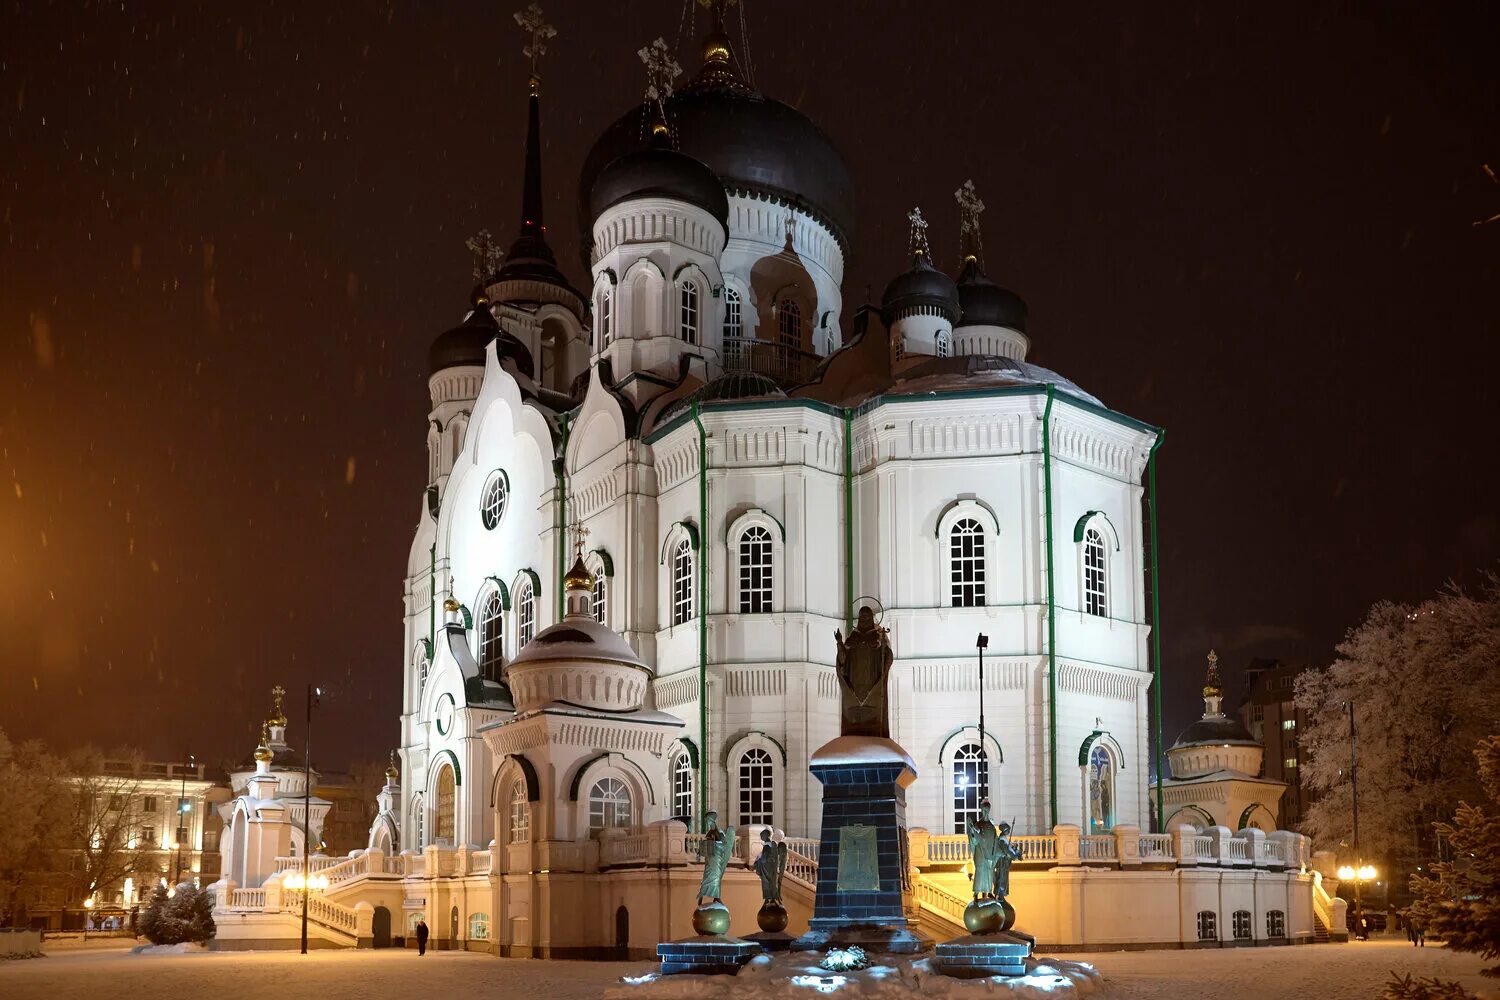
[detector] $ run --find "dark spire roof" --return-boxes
[493,87,572,292]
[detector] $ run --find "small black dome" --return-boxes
[955,256,1028,332]
[882,254,960,321]
[659,371,787,423]
[1170,715,1259,750]
[589,133,729,231]
[428,294,535,379]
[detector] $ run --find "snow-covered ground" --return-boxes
[0,939,1490,1000]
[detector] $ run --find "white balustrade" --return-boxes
[228,888,265,910]
[1013,835,1057,862]
[1139,834,1174,861]
[1078,835,1117,861]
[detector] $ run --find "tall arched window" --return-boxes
[777,300,802,348]
[671,753,694,822]
[1083,528,1107,617]
[588,777,632,833]
[599,289,613,347]
[517,579,536,648]
[412,795,425,849]
[679,282,699,345]
[950,518,986,607]
[738,748,774,826]
[434,765,456,845]
[508,780,529,844]
[478,592,505,682]
[737,525,773,613]
[723,287,741,340]
[672,540,694,626]
[952,743,988,833]
[590,565,607,625]
[1088,745,1114,833]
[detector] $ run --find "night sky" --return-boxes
[3,2,1498,774]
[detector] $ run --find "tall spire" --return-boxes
[494,5,563,285]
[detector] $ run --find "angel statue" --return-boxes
[968,799,1023,899]
[696,811,736,906]
[753,828,788,904]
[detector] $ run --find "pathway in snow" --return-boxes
[0,938,1490,1000]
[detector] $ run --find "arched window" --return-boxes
[412,795,424,849]
[507,780,529,844]
[599,289,613,347]
[478,592,505,681]
[952,743,988,833]
[434,765,456,845]
[950,518,986,607]
[591,566,607,625]
[936,329,950,358]
[415,647,431,695]
[778,300,802,348]
[723,287,741,340]
[893,334,905,362]
[517,579,536,648]
[679,282,699,345]
[671,754,694,822]
[1088,745,1115,833]
[738,748,774,826]
[672,540,694,626]
[481,471,509,530]
[1083,528,1107,617]
[1232,910,1252,940]
[588,777,631,833]
[737,525,774,613]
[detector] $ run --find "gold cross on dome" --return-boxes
[568,506,590,562]
[270,685,285,714]
[514,4,557,85]
[906,206,931,262]
[955,179,986,267]
[638,36,683,107]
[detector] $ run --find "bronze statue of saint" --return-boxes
[834,606,894,738]
[696,811,736,906]
[968,799,1022,899]
[753,828,787,903]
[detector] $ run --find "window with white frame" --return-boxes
[591,564,607,625]
[894,334,905,362]
[1232,910,1252,940]
[1088,744,1115,833]
[413,795,424,848]
[599,289,613,347]
[672,540,694,625]
[481,471,508,530]
[738,747,774,826]
[1267,910,1285,937]
[936,328,950,357]
[508,780,529,843]
[587,777,632,833]
[723,287,741,340]
[1083,527,1107,617]
[950,518,986,607]
[778,300,802,347]
[680,282,699,345]
[952,743,988,833]
[517,579,536,648]
[737,525,773,613]
[469,912,490,940]
[671,753,694,822]
[1197,910,1217,941]
[478,591,505,681]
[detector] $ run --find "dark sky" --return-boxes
[3,2,1498,775]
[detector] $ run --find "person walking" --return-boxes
[1412,915,1426,948]
[416,918,429,956]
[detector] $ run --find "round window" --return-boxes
[480,471,508,530]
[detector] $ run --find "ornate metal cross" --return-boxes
[270,685,286,717]
[638,36,682,132]
[907,206,931,262]
[568,506,590,562]
[514,4,556,85]
[955,178,986,266]
[465,229,502,282]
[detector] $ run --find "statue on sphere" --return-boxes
[696,811,736,906]
[968,799,1022,899]
[753,828,788,904]
[834,606,895,738]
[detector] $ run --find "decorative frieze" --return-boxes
[1057,662,1149,702]
[908,659,1028,694]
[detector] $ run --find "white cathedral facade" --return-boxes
[213,15,1331,956]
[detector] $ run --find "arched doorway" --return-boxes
[372,906,392,948]
[614,905,629,960]
[450,905,459,943]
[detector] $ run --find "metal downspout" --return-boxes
[429,544,437,649]
[842,408,854,633]
[556,414,571,621]
[691,402,709,828]
[1147,430,1166,832]
[1042,386,1058,828]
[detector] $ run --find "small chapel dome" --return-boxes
[1167,650,1263,780]
[882,253,961,323]
[658,371,787,423]
[428,292,536,379]
[588,130,730,231]
[955,255,1028,332]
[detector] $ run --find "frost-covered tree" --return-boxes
[139,881,216,945]
[1410,735,1500,978]
[1295,577,1500,872]
[65,747,155,911]
[0,730,72,926]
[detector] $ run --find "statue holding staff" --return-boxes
[696,811,736,906]
[968,799,1023,899]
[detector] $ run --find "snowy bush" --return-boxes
[140,882,216,945]
[819,946,868,971]
[1383,972,1476,1000]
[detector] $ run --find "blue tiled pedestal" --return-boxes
[934,931,1033,978]
[655,935,761,975]
[792,736,932,954]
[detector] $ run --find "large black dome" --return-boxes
[882,254,960,321]
[579,62,853,254]
[589,134,729,231]
[428,293,535,379]
[956,256,1028,332]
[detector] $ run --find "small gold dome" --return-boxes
[564,556,595,593]
[443,597,461,613]
[253,722,273,763]
[385,750,400,781]
[702,31,731,65]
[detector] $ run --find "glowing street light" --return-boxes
[1338,864,1378,882]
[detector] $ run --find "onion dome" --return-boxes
[1169,650,1258,752]
[659,371,787,423]
[955,255,1028,332]
[253,723,273,764]
[427,291,536,379]
[578,30,853,254]
[882,253,961,322]
[589,128,730,231]
[384,750,399,782]
[505,557,651,714]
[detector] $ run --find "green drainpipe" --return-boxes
[429,543,437,648]
[842,408,854,633]
[1147,429,1166,832]
[1042,385,1058,828]
[556,413,572,620]
[691,402,709,828]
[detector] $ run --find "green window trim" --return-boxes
[590,547,615,577]
[659,520,701,564]
[1078,729,1126,770]
[485,576,512,611]
[1072,510,1121,550]
[432,748,462,787]
[506,754,541,803]
[673,737,700,770]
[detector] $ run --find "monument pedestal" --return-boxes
[655,935,760,975]
[792,736,932,955]
[933,930,1033,978]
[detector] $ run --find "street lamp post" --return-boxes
[173,753,195,886]
[300,684,322,955]
[976,633,990,803]
[1347,699,1363,936]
